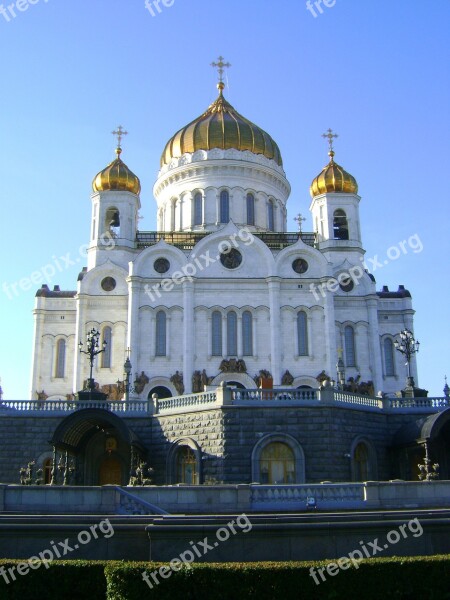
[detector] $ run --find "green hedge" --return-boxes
[0,559,107,600]
[1,556,449,600]
[105,556,450,600]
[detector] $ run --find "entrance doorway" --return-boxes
[99,456,122,485]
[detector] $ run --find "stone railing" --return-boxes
[232,388,317,402]
[156,391,218,413]
[333,391,382,408]
[388,397,449,409]
[115,486,169,516]
[0,399,152,413]
[1,391,448,416]
[251,483,365,509]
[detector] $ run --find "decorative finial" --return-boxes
[112,125,128,157]
[211,55,231,92]
[294,213,306,233]
[322,128,338,160]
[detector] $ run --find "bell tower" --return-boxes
[309,129,362,253]
[88,126,141,269]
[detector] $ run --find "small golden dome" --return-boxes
[93,147,141,195]
[160,83,282,167]
[310,150,358,197]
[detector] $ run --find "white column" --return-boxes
[323,290,338,379]
[267,277,281,385]
[30,306,45,399]
[73,294,88,394]
[366,298,383,392]
[183,281,194,393]
[127,278,141,375]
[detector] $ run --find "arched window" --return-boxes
[242,311,253,356]
[220,190,229,223]
[176,447,198,484]
[384,338,395,376]
[55,339,66,378]
[297,311,308,356]
[194,192,202,226]
[268,200,275,231]
[105,207,120,238]
[212,311,222,356]
[155,311,167,356]
[246,193,255,226]
[227,311,238,356]
[101,326,112,368]
[354,442,369,481]
[333,209,349,240]
[260,442,295,484]
[345,325,356,366]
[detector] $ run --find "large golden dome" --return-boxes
[310,150,358,197]
[93,148,141,195]
[160,83,282,167]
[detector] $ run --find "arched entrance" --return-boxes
[393,408,450,480]
[227,381,246,389]
[99,456,122,485]
[49,408,146,486]
[148,386,172,399]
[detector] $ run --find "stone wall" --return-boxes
[0,404,440,486]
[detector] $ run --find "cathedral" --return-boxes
[30,74,417,402]
[5,61,446,489]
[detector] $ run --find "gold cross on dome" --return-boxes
[211,55,231,83]
[112,125,128,149]
[322,128,338,152]
[294,213,306,232]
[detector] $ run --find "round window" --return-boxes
[101,277,116,292]
[220,249,242,269]
[339,276,354,292]
[154,258,170,274]
[292,258,309,274]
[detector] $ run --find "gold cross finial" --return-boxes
[322,128,338,157]
[112,125,128,152]
[294,213,306,232]
[211,55,231,84]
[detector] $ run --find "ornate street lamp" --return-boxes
[336,356,346,390]
[394,328,420,396]
[117,351,136,402]
[79,328,106,397]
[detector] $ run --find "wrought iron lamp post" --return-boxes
[78,328,106,398]
[394,328,420,397]
[118,353,136,402]
[124,356,132,402]
[336,356,346,390]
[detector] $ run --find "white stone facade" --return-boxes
[30,144,417,400]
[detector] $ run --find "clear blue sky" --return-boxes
[0,0,449,399]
